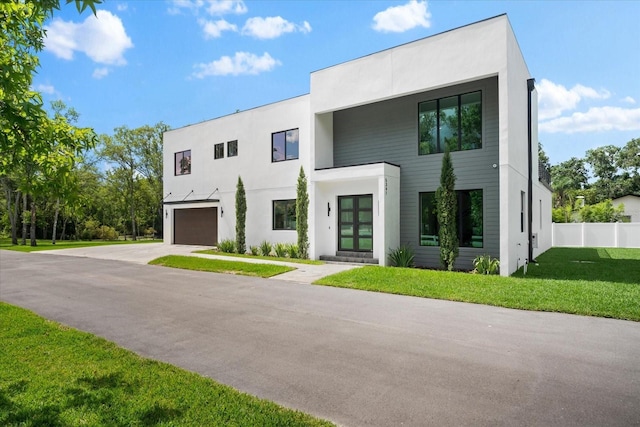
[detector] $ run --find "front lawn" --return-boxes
[511,247,640,284]
[0,238,158,252]
[314,247,640,321]
[0,303,333,426]
[149,255,295,278]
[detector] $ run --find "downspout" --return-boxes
[527,78,536,263]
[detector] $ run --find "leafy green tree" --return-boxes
[1,0,100,175]
[551,157,588,208]
[436,149,458,271]
[296,167,309,259]
[538,142,550,171]
[578,200,625,223]
[235,176,246,254]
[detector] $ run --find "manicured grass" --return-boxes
[511,247,640,284]
[0,303,333,427]
[0,238,158,252]
[149,255,295,278]
[314,247,640,321]
[194,249,324,265]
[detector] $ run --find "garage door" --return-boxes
[174,207,218,246]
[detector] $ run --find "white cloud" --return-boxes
[199,18,237,38]
[372,0,431,33]
[622,96,636,104]
[537,78,610,121]
[92,67,110,79]
[116,3,128,11]
[539,106,640,134]
[206,0,247,15]
[192,52,281,77]
[44,10,133,66]
[168,0,246,15]
[242,16,311,39]
[36,84,56,95]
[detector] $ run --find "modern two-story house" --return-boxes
[163,14,552,276]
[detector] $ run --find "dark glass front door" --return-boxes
[338,194,373,252]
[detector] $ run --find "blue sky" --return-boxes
[36,0,640,166]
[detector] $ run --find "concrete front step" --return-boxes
[319,255,379,264]
[335,251,373,258]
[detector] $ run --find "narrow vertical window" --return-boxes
[214,143,224,159]
[228,140,238,157]
[418,100,437,155]
[175,150,191,175]
[521,191,526,233]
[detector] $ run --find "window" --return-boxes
[228,140,238,157]
[521,191,526,233]
[272,128,299,162]
[419,91,482,154]
[273,199,296,230]
[175,150,191,175]
[419,189,483,247]
[214,143,224,159]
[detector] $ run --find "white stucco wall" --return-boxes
[163,95,310,248]
[613,195,640,222]
[311,163,400,265]
[310,16,509,115]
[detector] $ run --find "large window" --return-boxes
[420,189,483,248]
[175,150,191,175]
[228,140,238,157]
[273,199,296,230]
[419,91,482,154]
[272,128,299,162]
[214,143,224,159]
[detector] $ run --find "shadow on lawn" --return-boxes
[1,372,183,426]
[513,247,640,285]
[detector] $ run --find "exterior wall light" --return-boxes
[165,209,168,219]
[327,202,331,217]
[221,207,224,217]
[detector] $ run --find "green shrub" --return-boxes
[473,254,500,275]
[274,242,287,258]
[98,225,118,241]
[249,245,259,256]
[81,219,100,240]
[218,239,236,253]
[260,240,272,256]
[286,243,299,259]
[388,244,415,267]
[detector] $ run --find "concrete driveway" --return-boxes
[36,242,360,283]
[1,250,639,426]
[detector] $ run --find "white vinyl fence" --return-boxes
[552,223,640,248]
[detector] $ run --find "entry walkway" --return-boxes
[37,243,361,283]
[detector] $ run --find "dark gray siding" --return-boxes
[333,77,499,270]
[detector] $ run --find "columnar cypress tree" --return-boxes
[296,166,309,259]
[436,149,458,270]
[235,176,246,254]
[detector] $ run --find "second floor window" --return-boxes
[175,150,191,175]
[272,128,299,162]
[419,91,482,155]
[228,140,238,157]
[214,143,224,159]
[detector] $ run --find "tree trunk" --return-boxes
[11,191,20,244]
[21,193,28,245]
[61,216,68,241]
[130,181,137,241]
[1,179,19,245]
[30,199,37,247]
[52,198,60,244]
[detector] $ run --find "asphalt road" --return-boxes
[1,250,639,426]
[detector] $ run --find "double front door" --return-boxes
[338,194,373,252]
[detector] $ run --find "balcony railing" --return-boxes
[538,161,552,190]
